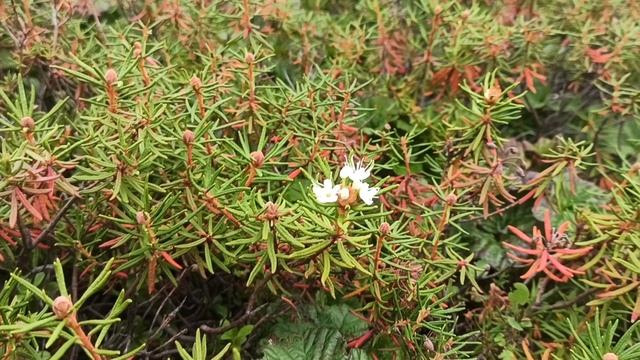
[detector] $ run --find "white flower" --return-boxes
[338,186,350,201]
[358,182,379,205]
[313,179,340,203]
[340,159,372,183]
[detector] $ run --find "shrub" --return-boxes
[0,1,639,359]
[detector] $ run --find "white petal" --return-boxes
[319,192,338,203]
[312,184,324,198]
[358,183,379,205]
[352,167,370,182]
[360,192,375,205]
[340,164,355,179]
[317,188,338,203]
[313,179,339,203]
[344,161,372,182]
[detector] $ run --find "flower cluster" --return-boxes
[313,160,379,205]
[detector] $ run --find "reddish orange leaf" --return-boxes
[15,188,43,223]
[160,251,183,270]
[586,47,614,64]
[507,225,533,243]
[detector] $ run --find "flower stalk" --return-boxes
[52,296,102,360]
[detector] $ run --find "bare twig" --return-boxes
[532,288,598,313]
[199,272,274,334]
[149,349,180,359]
[16,213,32,248]
[200,303,269,335]
[72,260,79,302]
[138,328,188,360]
[243,306,289,350]
[534,277,550,306]
[460,200,522,223]
[149,297,187,341]
[147,265,194,331]
[31,196,77,247]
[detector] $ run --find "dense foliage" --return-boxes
[0,0,639,359]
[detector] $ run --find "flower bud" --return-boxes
[182,130,195,145]
[434,5,443,15]
[379,222,391,235]
[484,84,502,104]
[21,116,35,130]
[105,68,118,85]
[338,187,350,201]
[52,296,73,319]
[136,211,146,225]
[602,354,618,360]
[445,193,458,206]
[263,201,279,221]
[423,337,434,352]
[190,76,202,91]
[250,150,265,167]
[133,42,143,57]
[245,52,255,63]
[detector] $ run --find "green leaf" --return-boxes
[45,321,67,349]
[9,273,54,305]
[505,316,524,331]
[498,349,516,360]
[508,283,530,308]
[261,304,370,360]
[49,338,76,360]
[236,325,254,344]
[53,259,68,298]
[212,343,232,360]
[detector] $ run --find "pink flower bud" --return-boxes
[21,116,35,130]
[190,76,202,91]
[423,338,434,352]
[602,354,618,360]
[245,52,255,63]
[183,130,195,145]
[52,296,73,319]
[484,84,502,104]
[379,222,391,235]
[250,151,265,167]
[136,211,146,225]
[263,201,279,221]
[105,68,118,85]
[133,42,143,57]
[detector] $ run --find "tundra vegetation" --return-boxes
[0,1,639,359]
